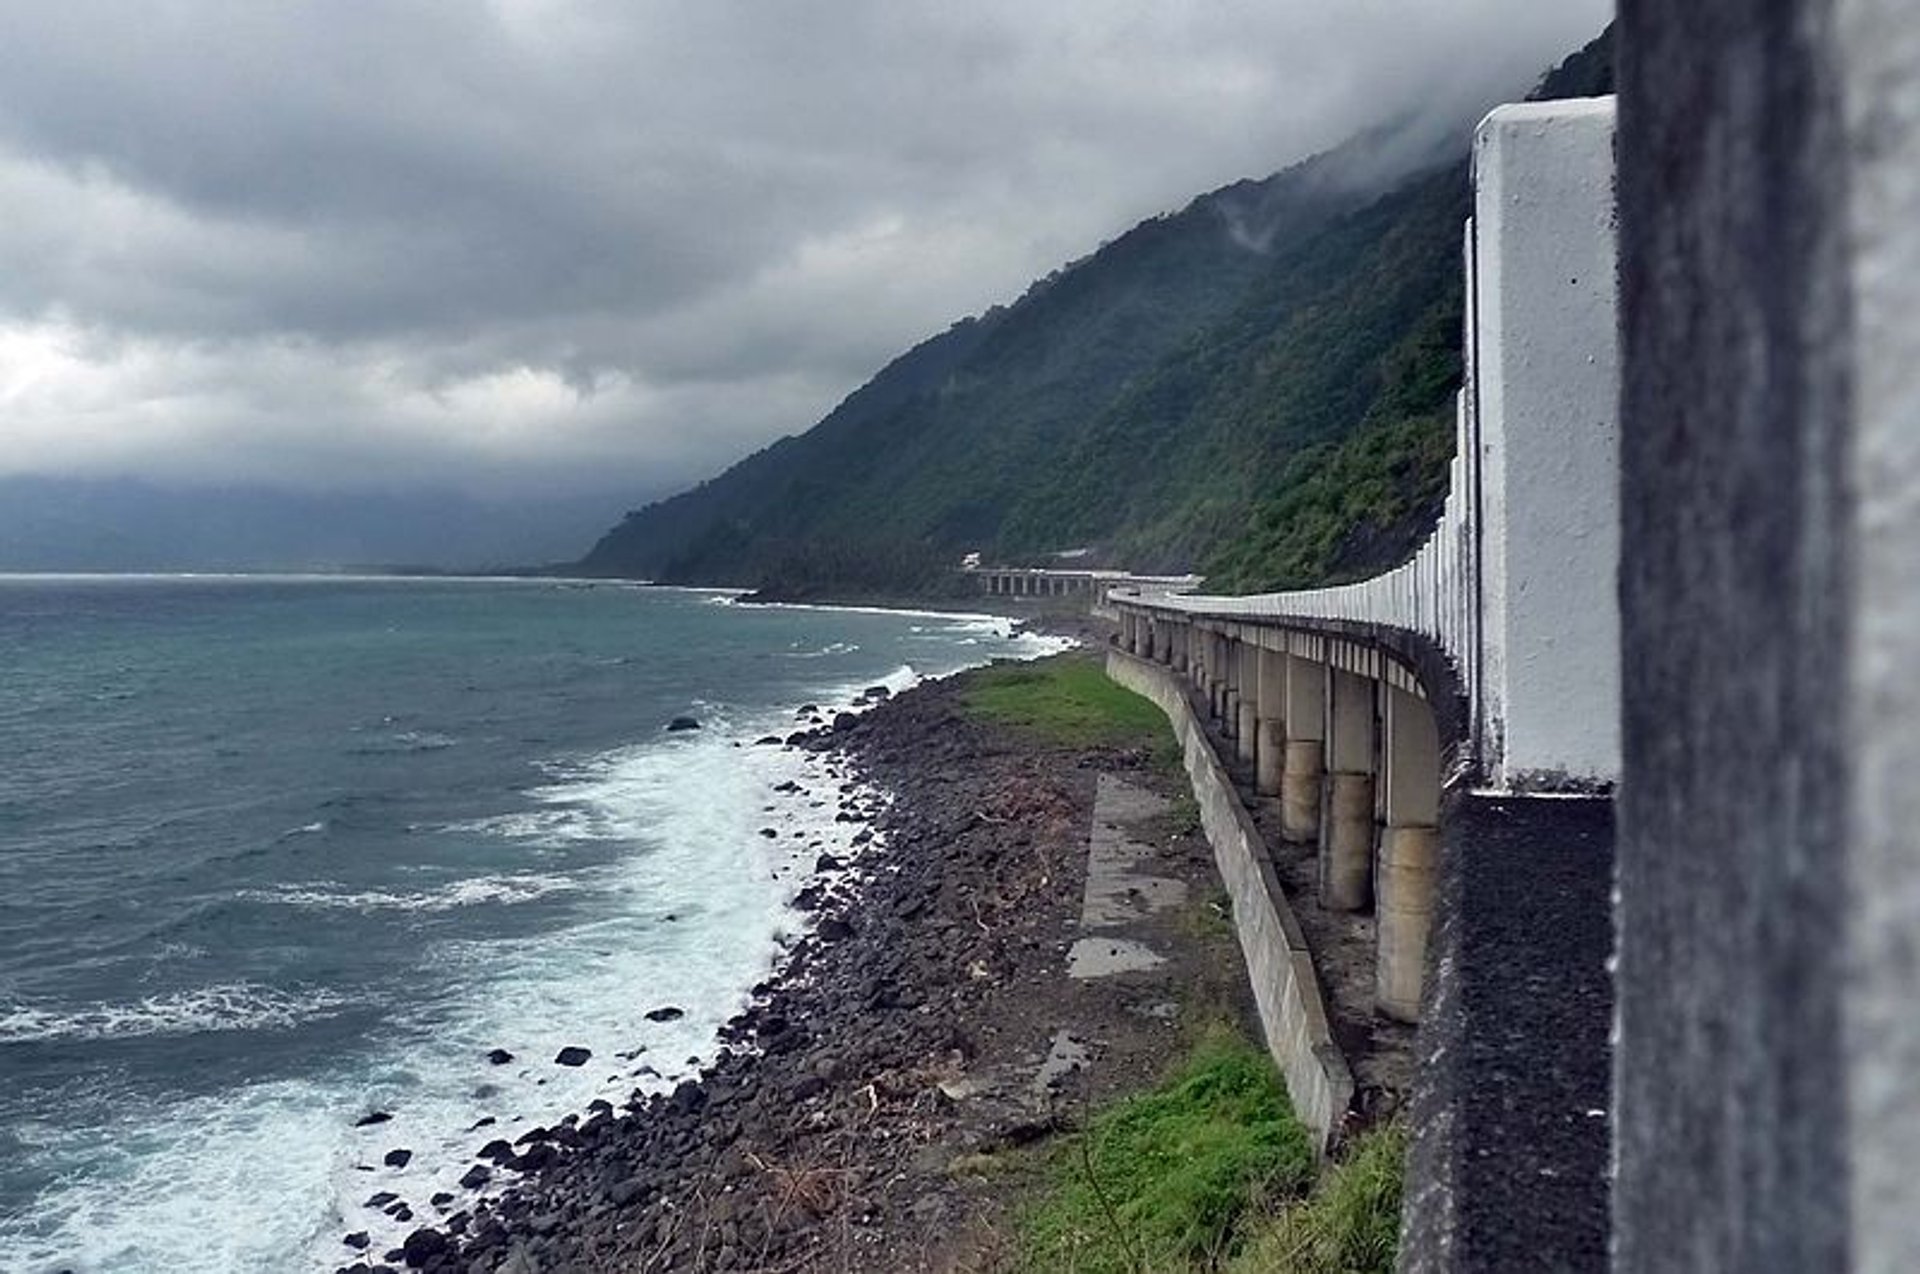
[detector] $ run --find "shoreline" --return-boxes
[342,647,1256,1273]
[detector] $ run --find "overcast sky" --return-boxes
[0,1,1609,506]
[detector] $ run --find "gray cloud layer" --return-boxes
[0,1,1609,501]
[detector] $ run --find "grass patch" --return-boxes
[1017,1026,1315,1273]
[964,654,1179,768]
[1224,1122,1406,1274]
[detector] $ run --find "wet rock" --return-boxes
[459,1165,492,1190]
[554,1046,592,1067]
[817,917,855,943]
[366,1191,399,1208]
[755,734,783,746]
[399,1226,447,1267]
[354,1111,393,1127]
[383,1148,412,1168]
[343,1231,371,1250]
[833,712,858,731]
[645,1006,685,1023]
[478,1139,515,1163]
[665,716,701,732]
[485,1048,514,1065]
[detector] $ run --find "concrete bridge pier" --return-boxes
[1212,631,1231,726]
[1220,633,1241,743]
[1235,637,1259,766]
[1376,684,1441,1023]
[1281,648,1326,843]
[1320,666,1377,912]
[1172,620,1190,676]
[1255,642,1287,798]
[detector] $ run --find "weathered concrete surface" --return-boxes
[1619,4,1920,1270]
[1399,795,1613,1273]
[1107,646,1355,1151]
[1472,98,1620,790]
[1615,4,1852,1271]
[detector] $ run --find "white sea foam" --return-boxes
[0,604,1060,1273]
[0,983,353,1044]
[236,873,579,914]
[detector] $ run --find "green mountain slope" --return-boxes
[580,31,1613,597]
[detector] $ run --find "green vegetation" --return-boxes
[1225,1122,1407,1274]
[578,31,1613,600]
[961,656,1176,769]
[1018,1027,1316,1273]
[1001,1024,1407,1274]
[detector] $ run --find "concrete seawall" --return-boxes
[1106,646,1355,1151]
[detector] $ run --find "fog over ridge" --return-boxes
[0,1,1609,537]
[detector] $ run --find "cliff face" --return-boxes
[580,31,1614,596]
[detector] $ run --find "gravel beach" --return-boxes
[334,652,1255,1273]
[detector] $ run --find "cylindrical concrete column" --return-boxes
[1235,639,1258,765]
[1376,824,1438,1022]
[1255,646,1287,797]
[1221,634,1241,741]
[1280,653,1327,843]
[1321,668,1378,912]
[1323,772,1375,910]
[1376,684,1440,1022]
[1210,632,1228,721]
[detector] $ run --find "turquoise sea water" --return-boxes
[0,575,1062,1272]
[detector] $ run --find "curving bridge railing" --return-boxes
[1112,97,1620,795]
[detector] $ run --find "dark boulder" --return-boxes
[665,716,701,732]
[459,1164,491,1190]
[399,1226,447,1267]
[485,1048,514,1065]
[383,1148,412,1168]
[645,1006,685,1023]
[354,1111,393,1127]
[554,1045,592,1067]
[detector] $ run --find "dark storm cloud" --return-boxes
[0,1,1610,497]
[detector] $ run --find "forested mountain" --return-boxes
[580,31,1613,597]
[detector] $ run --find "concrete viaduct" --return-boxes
[971,566,1201,601]
[1101,7,1920,1267]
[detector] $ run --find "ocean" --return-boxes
[0,575,1064,1272]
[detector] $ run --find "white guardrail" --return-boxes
[1113,98,1621,794]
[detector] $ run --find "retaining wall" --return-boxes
[1106,646,1354,1150]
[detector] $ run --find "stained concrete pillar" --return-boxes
[1280,652,1327,843]
[1235,639,1259,766]
[1213,633,1229,728]
[1255,645,1287,797]
[1320,667,1377,912]
[1172,621,1189,675]
[1376,685,1439,1023]
[1221,633,1241,743]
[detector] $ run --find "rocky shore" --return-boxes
[334,653,1249,1273]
